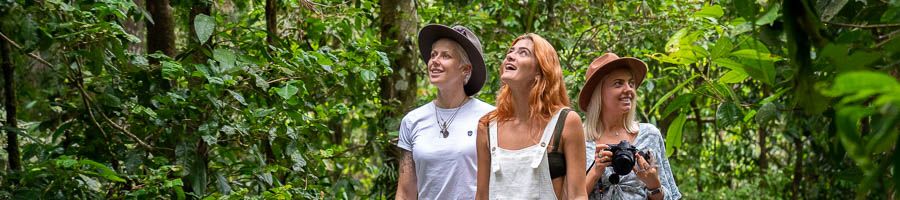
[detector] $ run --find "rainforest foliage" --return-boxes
[0,0,898,199]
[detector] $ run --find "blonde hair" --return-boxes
[482,33,569,123]
[583,73,639,140]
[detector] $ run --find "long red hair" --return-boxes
[483,33,570,124]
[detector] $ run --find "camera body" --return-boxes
[605,140,651,184]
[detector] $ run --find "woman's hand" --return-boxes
[633,152,661,189]
[593,143,613,173]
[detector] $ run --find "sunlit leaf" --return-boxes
[194,14,215,44]
[695,5,724,19]
[276,84,299,100]
[666,114,687,158]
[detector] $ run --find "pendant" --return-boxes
[441,129,449,138]
[467,131,473,136]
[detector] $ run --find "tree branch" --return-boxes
[825,21,900,28]
[1,30,162,151]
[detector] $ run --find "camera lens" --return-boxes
[612,152,634,175]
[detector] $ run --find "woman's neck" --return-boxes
[601,111,627,133]
[509,84,532,122]
[434,86,468,109]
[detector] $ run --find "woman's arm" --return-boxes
[475,120,491,200]
[585,143,611,193]
[561,111,588,200]
[396,150,417,200]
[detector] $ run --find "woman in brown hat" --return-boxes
[475,33,587,200]
[395,24,495,200]
[580,53,681,200]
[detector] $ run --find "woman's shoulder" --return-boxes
[401,102,436,122]
[637,123,663,141]
[469,98,496,111]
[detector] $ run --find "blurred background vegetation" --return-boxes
[0,0,898,199]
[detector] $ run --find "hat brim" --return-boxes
[417,25,486,96]
[578,58,648,111]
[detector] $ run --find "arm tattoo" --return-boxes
[400,150,415,174]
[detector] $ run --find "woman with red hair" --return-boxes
[475,33,587,200]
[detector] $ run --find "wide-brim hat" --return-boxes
[417,24,486,96]
[578,53,648,111]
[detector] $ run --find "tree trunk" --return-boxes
[759,86,770,188]
[791,135,804,199]
[126,0,146,54]
[691,101,703,193]
[379,0,418,126]
[184,2,213,197]
[1,26,20,172]
[266,0,278,45]
[146,0,176,60]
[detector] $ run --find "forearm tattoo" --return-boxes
[400,150,415,174]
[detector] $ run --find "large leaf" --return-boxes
[695,5,724,19]
[756,4,781,25]
[276,84,299,100]
[718,69,749,84]
[716,102,742,128]
[825,71,900,99]
[194,14,215,44]
[731,49,781,61]
[662,94,694,118]
[162,61,185,80]
[650,75,699,115]
[665,114,687,158]
[80,159,126,182]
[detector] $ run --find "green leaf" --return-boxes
[756,5,781,25]
[719,70,749,83]
[360,69,377,81]
[819,0,849,21]
[194,14,215,45]
[826,71,900,98]
[80,159,126,182]
[709,38,734,59]
[836,106,875,169]
[165,178,184,188]
[227,90,247,106]
[662,94,694,118]
[695,5,724,18]
[254,73,270,90]
[376,51,390,67]
[276,84,299,100]
[213,48,236,72]
[162,61,184,80]
[756,102,778,124]
[713,58,747,72]
[651,75,699,114]
[216,173,232,195]
[665,114,687,158]
[731,49,781,61]
[716,102,742,128]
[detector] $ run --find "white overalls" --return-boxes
[488,109,565,199]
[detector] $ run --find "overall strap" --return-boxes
[530,108,566,168]
[551,108,571,152]
[489,120,501,172]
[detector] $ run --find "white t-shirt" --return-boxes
[397,98,495,200]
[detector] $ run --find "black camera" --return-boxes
[605,140,650,184]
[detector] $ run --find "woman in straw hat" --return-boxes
[580,53,681,200]
[475,33,587,200]
[395,24,495,200]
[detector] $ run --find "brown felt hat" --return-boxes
[417,24,486,96]
[577,53,648,111]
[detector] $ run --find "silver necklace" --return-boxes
[434,97,469,138]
